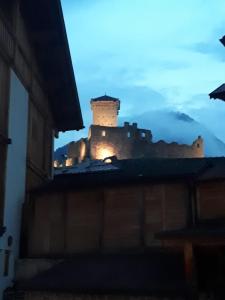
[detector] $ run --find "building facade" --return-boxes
[0,1,83,298]
[61,95,204,166]
[12,157,225,299]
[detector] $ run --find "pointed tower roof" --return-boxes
[91,95,120,102]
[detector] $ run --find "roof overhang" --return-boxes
[220,36,225,47]
[209,84,225,101]
[20,0,84,131]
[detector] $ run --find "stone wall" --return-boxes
[67,138,88,164]
[89,123,203,160]
[64,123,203,164]
[91,100,120,127]
[89,123,152,160]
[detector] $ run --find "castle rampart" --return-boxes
[55,95,204,167]
[63,123,203,165]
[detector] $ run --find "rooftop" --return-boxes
[209,83,225,101]
[20,0,83,131]
[91,95,120,102]
[34,157,225,194]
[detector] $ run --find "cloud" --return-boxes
[57,0,225,148]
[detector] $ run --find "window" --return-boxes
[102,130,106,137]
[127,132,131,138]
[141,132,146,138]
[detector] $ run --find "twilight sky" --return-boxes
[56,0,225,149]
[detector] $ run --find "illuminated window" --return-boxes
[141,132,146,138]
[102,130,106,137]
[127,132,131,138]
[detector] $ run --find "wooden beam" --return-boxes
[184,241,198,299]
[184,242,195,283]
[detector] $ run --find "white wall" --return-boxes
[0,71,28,299]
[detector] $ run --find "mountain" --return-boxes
[55,110,225,159]
[54,144,68,161]
[119,110,225,157]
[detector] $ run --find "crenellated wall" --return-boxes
[65,123,204,164]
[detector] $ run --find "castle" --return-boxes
[56,95,204,167]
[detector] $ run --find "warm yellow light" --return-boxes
[80,141,86,161]
[95,143,115,160]
[53,160,59,168]
[65,158,73,167]
[104,158,112,164]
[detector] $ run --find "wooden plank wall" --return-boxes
[0,1,55,192]
[197,181,225,220]
[28,182,188,256]
[66,191,102,253]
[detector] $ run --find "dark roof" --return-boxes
[34,157,225,194]
[220,35,225,47]
[16,253,187,295]
[209,84,225,101]
[91,95,120,102]
[156,219,225,240]
[20,0,83,131]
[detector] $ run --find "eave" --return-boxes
[220,35,225,47]
[20,0,84,131]
[209,83,225,101]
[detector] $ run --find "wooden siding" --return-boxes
[197,181,225,220]
[144,183,188,247]
[163,183,188,230]
[28,180,225,256]
[0,1,55,193]
[103,187,142,249]
[144,184,164,246]
[66,191,101,253]
[28,183,188,257]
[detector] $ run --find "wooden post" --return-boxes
[184,241,198,299]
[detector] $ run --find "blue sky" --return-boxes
[56,0,225,148]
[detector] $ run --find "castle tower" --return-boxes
[90,95,120,127]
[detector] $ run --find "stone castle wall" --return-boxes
[89,123,153,160]
[55,96,204,167]
[67,138,88,164]
[64,123,203,164]
[91,100,120,127]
